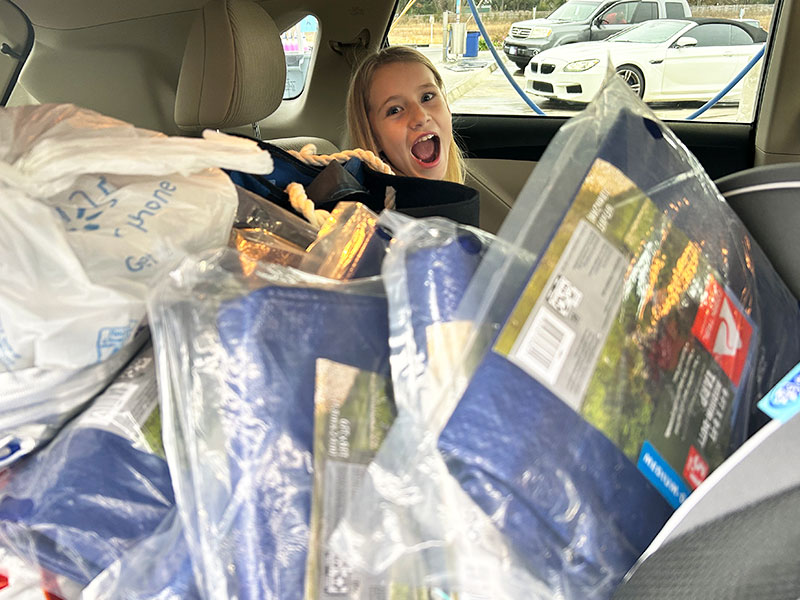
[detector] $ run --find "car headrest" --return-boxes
[174,0,286,131]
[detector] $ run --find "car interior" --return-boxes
[1,0,799,596]
[4,0,798,235]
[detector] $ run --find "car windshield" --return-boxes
[609,19,690,43]
[548,1,600,22]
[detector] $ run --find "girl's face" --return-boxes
[367,61,452,180]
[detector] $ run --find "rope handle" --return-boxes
[285,144,397,230]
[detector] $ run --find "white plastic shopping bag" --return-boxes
[0,103,273,372]
[0,103,274,467]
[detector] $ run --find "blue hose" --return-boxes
[685,45,764,120]
[465,0,547,115]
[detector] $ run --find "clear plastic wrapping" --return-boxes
[303,202,389,279]
[0,344,173,587]
[233,184,318,249]
[436,72,800,597]
[333,72,800,600]
[147,250,393,600]
[331,215,549,599]
[81,507,200,600]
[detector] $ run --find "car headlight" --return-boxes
[531,27,552,38]
[563,59,600,72]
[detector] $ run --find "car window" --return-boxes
[612,20,688,42]
[281,14,318,100]
[548,1,603,22]
[689,23,736,47]
[730,24,757,45]
[0,0,32,106]
[630,2,658,23]
[387,3,775,124]
[665,2,686,18]
[601,2,638,25]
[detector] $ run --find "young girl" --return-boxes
[346,46,466,184]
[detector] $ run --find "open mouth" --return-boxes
[411,133,441,166]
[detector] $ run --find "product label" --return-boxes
[306,358,396,600]
[77,346,164,457]
[495,158,756,507]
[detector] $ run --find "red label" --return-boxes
[0,572,7,590]
[691,276,752,386]
[683,445,710,490]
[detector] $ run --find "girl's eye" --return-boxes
[422,92,435,102]
[386,106,401,116]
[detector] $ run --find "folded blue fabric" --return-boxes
[437,106,800,599]
[0,421,173,584]
[440,357,672,598]
[216,285,390,600]
[404,230,484,362]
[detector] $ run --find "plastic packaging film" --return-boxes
[333,71,800,600]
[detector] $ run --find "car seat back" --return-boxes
[174,0,341,153]
[715,163,800,300]
[174,0,286,132]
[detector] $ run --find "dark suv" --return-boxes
[503,0,692,68]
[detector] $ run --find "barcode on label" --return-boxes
[323,551,352,596]
[514,307,576,385]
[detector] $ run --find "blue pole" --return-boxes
[686,45,764,120]
[465,0,547,115]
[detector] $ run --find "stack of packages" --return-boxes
[2,70,799,600]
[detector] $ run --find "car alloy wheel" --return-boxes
[616,64,645,99]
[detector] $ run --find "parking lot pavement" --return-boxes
[415,45,498,101]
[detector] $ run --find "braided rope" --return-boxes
[286,182,330,230]
[286,144,398,215]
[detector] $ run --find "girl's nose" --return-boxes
[408,102,428,129]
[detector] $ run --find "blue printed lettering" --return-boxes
[96,175,113,196]
[125,253,158,272]
[123,180,178,234]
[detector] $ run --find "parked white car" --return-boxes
[524,18,767,104]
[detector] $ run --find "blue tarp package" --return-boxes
[147,249,393,600]
[331,216,548,599]
[81,507,200,600]
[0,343,173,587]
[431,73,800,598]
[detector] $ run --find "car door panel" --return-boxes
[661,46,733,98]
[454,114,753,226]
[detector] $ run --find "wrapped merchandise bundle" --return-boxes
[332,73,800,600]
[0,344,173,591]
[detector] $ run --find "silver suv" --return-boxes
[503,0,692,68]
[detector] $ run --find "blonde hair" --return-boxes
[346,46,466,184]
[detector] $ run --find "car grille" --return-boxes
[529,62,538,73]
[541,63,556,74]
[510,26,531,38]
[532,81,554,93]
